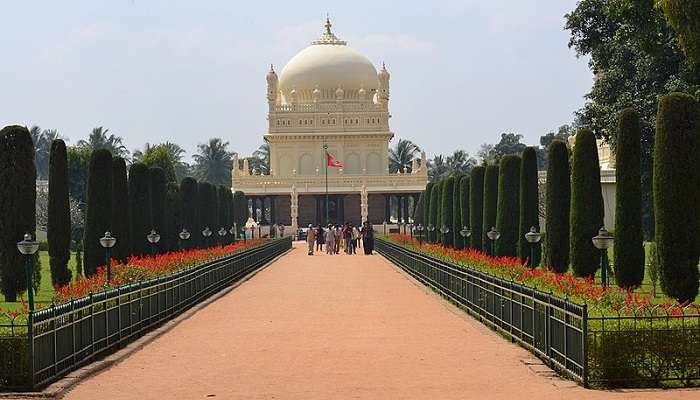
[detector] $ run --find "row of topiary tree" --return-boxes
[414,92,699,302]
[0,128,250,301]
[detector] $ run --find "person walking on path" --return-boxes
[316,225,325,252]
[361,221,374,255]
[325,224,335,255]
[343,223,353,254]
[352,224,361,253]
[334,225,342,254]
[306,224,316,255]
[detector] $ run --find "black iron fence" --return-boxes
[0,237,291,391]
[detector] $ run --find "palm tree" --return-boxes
[251,142,271,175]
[389,139,421,173]
[30,126,61,180]
[428,154,448,181]
[77,127,129,157]
[193,138,233,186]
[446,150,477,175]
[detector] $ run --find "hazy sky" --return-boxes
[1,0,591,162]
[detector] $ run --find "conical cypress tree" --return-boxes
[198,182,216,247]
[441,176,455,247]
[614,108,645,288]
[469,166,485,250]
[545,140,570,273]
[0,126,36,301]
[413,192,424,226]
[570,129,604,278]
[452,175,464,248]
[429,180,441,243]
[459,176,470,248]
[422,183,433,238]
[83,149,112,276]
[165,183,180,252]
[149,167,167,254]
[111,157,130,263]
[179,177,199,249]
[482,165,499,253]
[518,147,540,264]
[496,155,520,257]
[233,190,247,238]
[48,139,72,286]
[654,93,700,302]
[217,185,229,245]
[128,163,152,256]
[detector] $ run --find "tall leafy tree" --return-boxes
[135,142,188,182]
[249,142,271,175]
[111,157,130,263]
[128,163,152,256]
[48,139,72,286]
[30,126,61,180]
[193,138,234,186]
[495,155,520,257]
[469,166,485,250]
[654,93,700,302]
[545,140,571,273]
[389,139,421,173]
[614,109,645,288]
[0,126,37,301]
[656,0,700,65]
[482,165,499,253]
[149,167,167,254]
[180,178,199,249]
[518,147,540,264]
[77,127,129,158]
[67,146,91,204]
[83,149,112,276]
[570,129,604,278]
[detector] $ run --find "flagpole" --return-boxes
[323,142,329,226]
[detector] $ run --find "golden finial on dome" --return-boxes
[325,14,332,35]
[312,14,346,45]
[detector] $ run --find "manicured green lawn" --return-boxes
[0,251,78,311]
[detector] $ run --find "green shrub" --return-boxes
[654,92,700,302]
[518,147,540,264]
[469,166,485,250]
[422,183,433,232]
[48,139,72,286]
[614,108,645,288]
[429,180,441,243]
[180,177,199,249]
[111,157,130,263]
[545,140,570,273]
[233,190,247,238]
[413,191,425,226]
[482,165,499,253]
[149,167,167,254]
[164,183,180,251]
[217,185,230,245]
[452,175,464,248]
[0,126,36,301]
[83,149,112,276]
[441,176,455,247]
[128,163,152,256]
[496,156,520,257]
[570,129,604,278]
[459,176,470,248]
[198,182,217,247]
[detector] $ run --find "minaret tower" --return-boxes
[266,64,278,111]
[377,62,390,106]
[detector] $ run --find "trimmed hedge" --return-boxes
[413,191,425,226]
[570,129,604,278]
[614,109,645,289]
[482,165,499,254]
[0,126,36,301]
[452,175,464,248]
[233,190,247,238]
[654,93,700,302]
[459,176,470,248]
[83,149,112,276]
[518,147,540,265]
[422,183,433,232]
[48,139,72,286]
[164,183,180,252]
[441,176,455,247]
[495,155,520,257]
[149,167,167,254]
[128,163,152,256]
[469,166,485,250]
[217,185,230,245]
[429,180,441,243]
[179,177,199,249]
[198,182,216,247]
[111,157,130,263]
[545,140,570,273]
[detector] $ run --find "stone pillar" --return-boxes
[270,196,276,224]
[384,195,390,222]
[360,185,368,224]
[290,185,298,234]
[402,194,409,223]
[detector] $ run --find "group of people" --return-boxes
[306,221,374,256]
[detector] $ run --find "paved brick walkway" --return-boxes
[63,242,698,399]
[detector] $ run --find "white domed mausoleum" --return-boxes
[232,18,428,233]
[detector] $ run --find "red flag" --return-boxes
[327,152,343,168]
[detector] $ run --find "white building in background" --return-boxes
[232,19,427,233]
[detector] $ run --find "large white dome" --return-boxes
[278,21,378,102]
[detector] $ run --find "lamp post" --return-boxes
[415,224,424,246]
[408,223,414,240]
[202,226,212,247]
[218,227,227,247]
[179,228,191,250]
[16,233,39,312]
[439,225,450,245]
[459,226,472,248]
[383,220,387,235]
[524,226,543,268]
[232,222,238,243]
[592,227,614,287]
[486,226,500,256]
[426,224,435,243]
[147,229,160,257]
[99,232,117,283]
